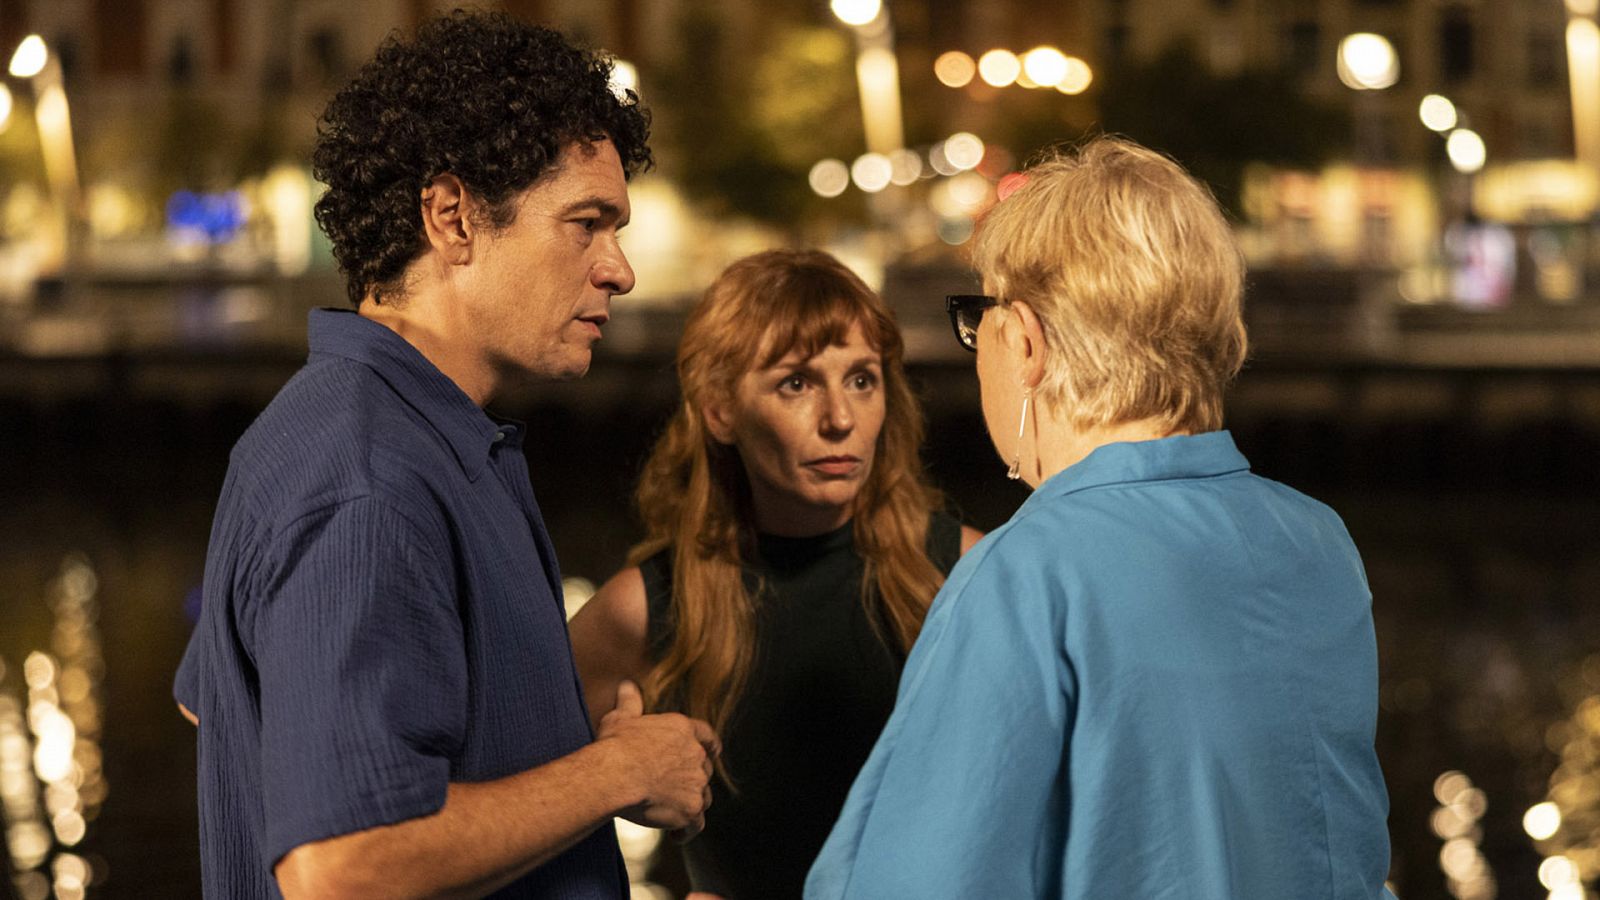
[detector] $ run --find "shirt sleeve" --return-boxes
[174,627,201,713]
[806,525,1076,899]
[245,495,467,870]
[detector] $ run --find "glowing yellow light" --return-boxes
[1337,33,1399,90]
[1420,94,1458,132]
[22,653,56,691]
[1568,0,1598,15]
[9,35,46,78]
[1447,128,1487,174]
[943,132,985,171]
[809,159,850,198]
[1525,801,1562,840]
[1434,770,1471,805]
[1540,855,1580,890]
[830,0,881,27]
[1570,18,1600,170]
[850,153,893,193]
[52,854,89,886]
[947,171,990,209]
[934,51,976,88]
[977,49,1021,87]
[929,143,957,177]
[1015,69,1041,89]
[32,706,75,783]
[889,148,922,185]
[15,871,48,900]
[1430,805,1471,839]
[1022,46,1069,87]
[0,84,12,133]
[1056,57,1093,94]
[1439,837,1483,881]
[52,808,86,845]
[610,60,638,98]
[855,46,905,154]
[10,822,51,870]
[1450,786,1488,821]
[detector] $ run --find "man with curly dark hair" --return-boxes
[175,12,717,899]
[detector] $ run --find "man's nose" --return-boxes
[593,241,635,295]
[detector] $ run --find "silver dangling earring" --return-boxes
[1006,388,1031,480]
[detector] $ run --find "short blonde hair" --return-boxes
[971,136,1247,433]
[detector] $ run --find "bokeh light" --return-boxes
[1447,129,1487,174]
[830,0,882,27]
[1539,855,1579,890]
[1337,33,1399,90]
[1021,46,1068,87]
[1420,94,1458,133]
[809,159,850,198]
[977,49,1020,87]
[850,153,893,193]
[1056,57,1093,94]
[942,132,985,171]
[1525,802,1562,841]
[888,148,922,185]
[9,35,46,79]
[933,51,975,88]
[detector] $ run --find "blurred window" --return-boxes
[1286,20,1319,77]
[1439,8,1475,84]
[1106,24,1129,65]
[307,27,345,86]
[54,36,80,83]
[168,36,195,86]
[1528,29,1563,88]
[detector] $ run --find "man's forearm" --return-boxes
[275,740,636,900]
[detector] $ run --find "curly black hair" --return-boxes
[311,10,652,306]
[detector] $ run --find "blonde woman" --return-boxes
[808,137,1394,899]
[570,249,980,900]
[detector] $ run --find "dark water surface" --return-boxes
[3,356,1597,900]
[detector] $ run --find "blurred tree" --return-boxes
[1095,43,1349,215]
[650,1,869,230]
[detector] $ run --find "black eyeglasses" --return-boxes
[945,294,1000,352]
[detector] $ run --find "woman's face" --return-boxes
[708,321,887,536]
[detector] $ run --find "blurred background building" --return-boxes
[1,1,1599,899]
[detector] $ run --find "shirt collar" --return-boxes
[1021,430,1250,513]
[307,308,509,481]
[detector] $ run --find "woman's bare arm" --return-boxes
[568,567,653,731]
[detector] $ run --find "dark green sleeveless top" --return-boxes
[639,512,963,900]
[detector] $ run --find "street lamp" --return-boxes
[1566,2,1600,178]
[1337,32,1399,267]
[1445,128,1487,174]
[1419,94,1458,133]
[9,34,81,270]
[1336,33,1399,91]
[831,0,904,157]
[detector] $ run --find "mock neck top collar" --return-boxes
[307,308,518,481]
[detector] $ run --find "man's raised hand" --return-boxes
[596,680,719,838]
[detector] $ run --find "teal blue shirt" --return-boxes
[807,432,1392,900]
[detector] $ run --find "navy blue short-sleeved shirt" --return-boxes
[175,308,626,898]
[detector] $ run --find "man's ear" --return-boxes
[699,398,737,446]
[1008,301,1049,391]
[420,174,474,266]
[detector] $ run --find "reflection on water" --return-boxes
[2,557,108,899]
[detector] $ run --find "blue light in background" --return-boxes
[165,190,246,244]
